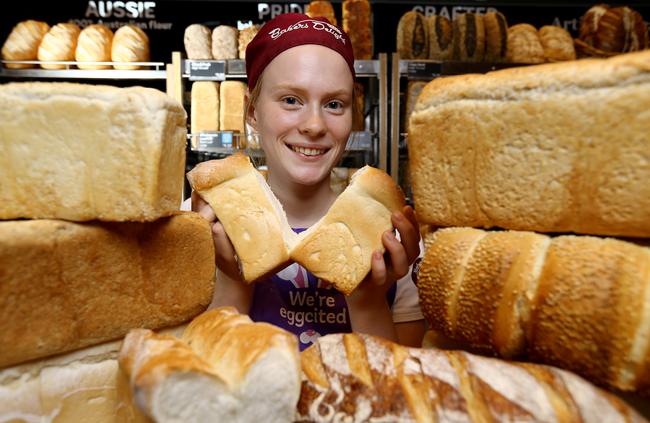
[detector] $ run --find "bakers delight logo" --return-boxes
[268,19,346,44]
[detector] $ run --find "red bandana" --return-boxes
[245,13,355,89]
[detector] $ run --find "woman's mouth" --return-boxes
[289,145,329,157]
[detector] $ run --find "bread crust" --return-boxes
[1,20,50,68]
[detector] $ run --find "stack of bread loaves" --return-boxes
[408,50,650,395]
[0,82,216,420]
[183,23,260,60]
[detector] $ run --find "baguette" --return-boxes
[0,212,215,368]
[297,332,646,422]
[408,50,650,237]
[417,227,650,392]
[119,307,300,423]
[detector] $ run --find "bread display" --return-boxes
[219,80,246,132]
[0,82,187,222]
[183,23,212,60]
[37,23,80,69]
[238,25,259,60]
[452,13,486,62]
[403,80,427,132]
[1,20,50,68]
[305,1,337,26]
[111,24,149,69]
[342,0,373,60]
[577,4,649,57]
[211,25,238,60]
[75,24,113,69]
[191,81,220,134]
[297,332,645,422]
[396,11,428,60]
[483,11,508,62]
[119,307,300,423]
[187,154,405,294]
[408,50,650,237]
[427,14,452,61]
[538,25,576,62]
[352,81,365,131]
[506,23,545,63]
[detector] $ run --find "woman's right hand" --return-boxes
[192,191,243,282]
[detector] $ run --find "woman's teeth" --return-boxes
[291,146,326,156]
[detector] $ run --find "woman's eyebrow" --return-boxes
[269,84,351,98]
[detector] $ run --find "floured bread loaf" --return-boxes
[0,82,187,222]
[184,23,212,60]
[237,25,259,59]
[112,24,149,69]
[37,23,80,69]
[75,24,113,69]
[1,20,50,68]
[211,25,238,60]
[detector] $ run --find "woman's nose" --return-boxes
[298,106,327,137]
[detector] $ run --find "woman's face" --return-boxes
[249,44,354,187]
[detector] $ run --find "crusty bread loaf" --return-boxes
[219,80,246,132]
[305,1,337,26]
[396,11,428,60]
[191,81,220,134]
[342,0,373,60]
[211,25,238,60]
[506,23,545,63]
[427,14,453,61]
[237,25,259,60]
[539,25,576,62]
[37,23,80,69]
[1,20,50,68]
[75,24,113,69]
[0,212,215,368]
[119,307,300,423]
[418,227,650,393]
[483,11,508,62]
[0,82,187,222]
[452,13,485,62]
[183,23,212,60]
[112,25,149,69]
[297,333,645,422]
[408,50,650,237]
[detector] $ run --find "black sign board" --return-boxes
[185,60,226,81]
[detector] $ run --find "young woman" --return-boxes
[191,13,425,350]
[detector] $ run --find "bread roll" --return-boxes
[238,25,259,60]
[120,307,300,423]
[408,50,650,237]
[219,80,246,132]
[452,13,485,62]
[506,23,545,63]
[1,20,50,69]
[112,24,149,69]
[342,0,373,60]
[579,5,649,55]
[483,11,508,62]
[211,25,238,60]
[0,82,187,222]
[183,23,212,60]
[37,23,80,69]
[427,14,453,61]
[305,0,337,26]
[191,81,220,134]
[75,24,113,69]
[539,25,576,62]
[396,11,428,60]
[0,212,215,368]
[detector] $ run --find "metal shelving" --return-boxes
[0,60,167,80]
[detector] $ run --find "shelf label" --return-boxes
[406,62,441,79]
[196,132,234,151]
[187,61,226,81]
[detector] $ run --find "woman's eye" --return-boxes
[282,97,299,105]
[326,101,343,110]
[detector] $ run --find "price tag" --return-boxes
[186,61,226,81]
[195,132,234,152]
[406,61,442,79]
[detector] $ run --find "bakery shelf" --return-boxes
[0,60,167,80]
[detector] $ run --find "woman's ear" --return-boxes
[244,91,258,130]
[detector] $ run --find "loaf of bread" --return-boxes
[1,20,50,68]
[119,307,300,422]
[539,25,576,62]
[238,25,259,60]
[184,23,212,60]
[483,11,508,62]
[578,4,649,55]
[219,80,246,132]
[0,212,215,368]
[305,1,337,26]
[342,0,373,60]
[37,23,80,69]
[0,82,187,222]
[403,80,427,132]
[211,25,238,60]
[427,14,452,61]
[75,24,113,69]
[297,332,645,422]
[408,50,650,237]
[191,81,220,134]
[187,154,405,294]
[396,11,428,60]
[417,227,650,393]
[112,24,149,69]
[452,13,485,62]
[506,23,545,63]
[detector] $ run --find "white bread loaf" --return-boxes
[186,154,405,294]
[211,25,238,60]
[417,227,650,393]
[75,23,113,69]
[0,82,187,222]
[408,50,650,237]
[297,333,646,422]
[183,23,212,60]
[119,307,300,423]
[191,81,220,133]
[237,25,259,60]
[112,25,149,69]
[219,80,246,132]
[0,212,215,368]
[1,20,50,68]
[37,23,80,69]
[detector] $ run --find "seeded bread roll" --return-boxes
[427,14,453,61]
[305,0,337,26]
[483,11,508,62]
[452,13,485,62]
[1,20,50,68]
[397,11,428,60]
[506,23,545,64]
[75,24,113,69]
[184,23,212,60]
[539,25,576,62]
[211,25,238,60]
[37,23,80,69]
[112,25,149,69]
[238,25,259,60]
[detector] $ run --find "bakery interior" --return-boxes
[1,0,650,421]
